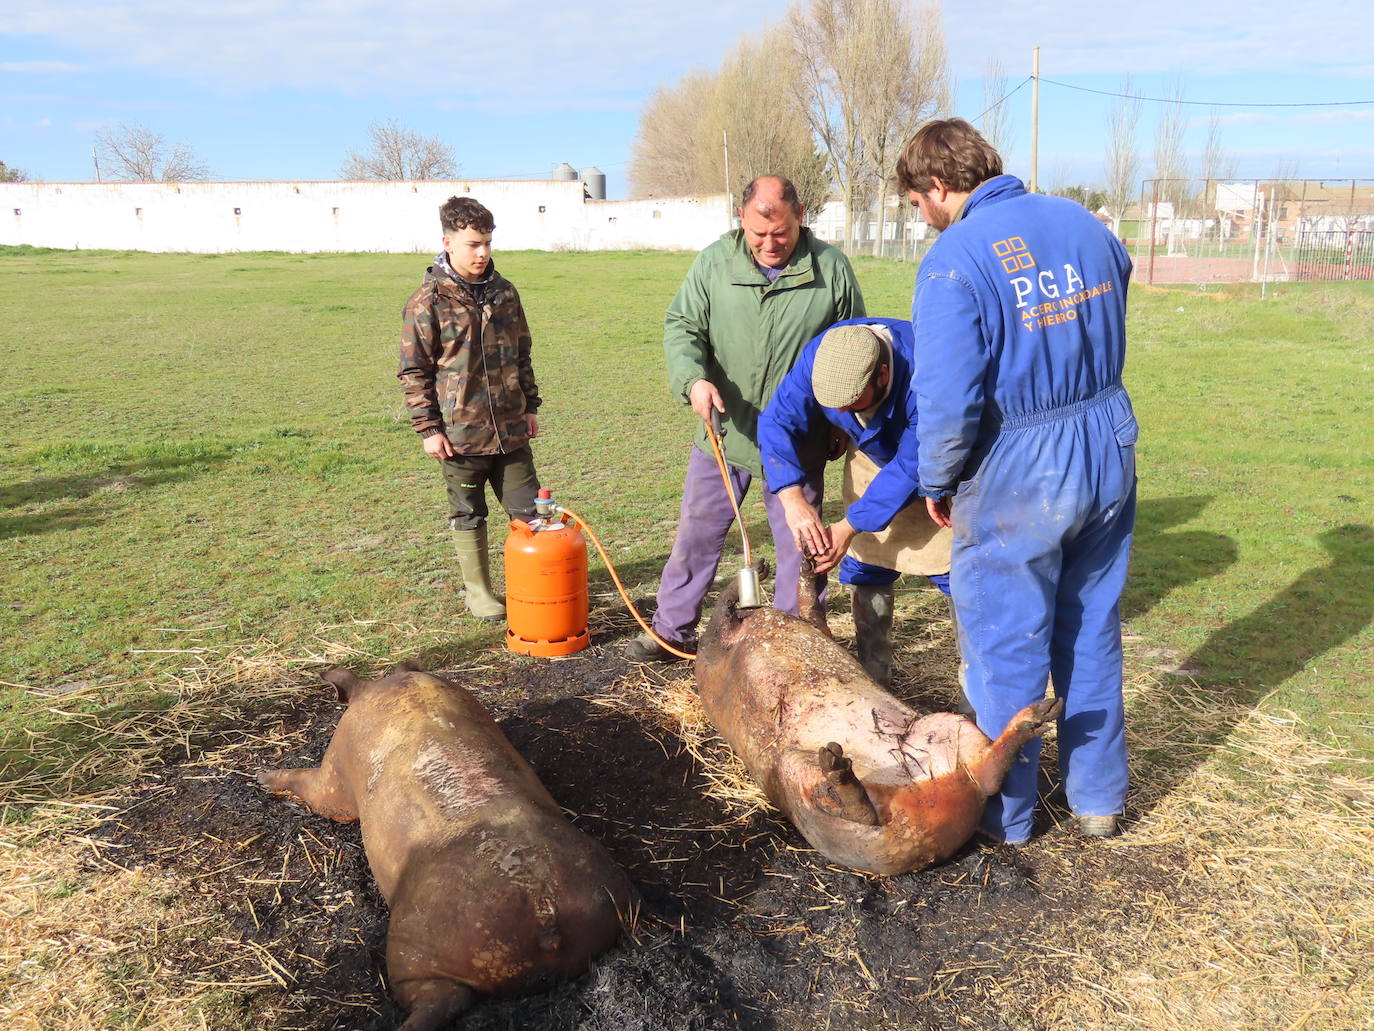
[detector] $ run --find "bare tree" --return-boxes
[629,73,716,199]
[1103,76,1142,237]
[979,56,1015,164]
[858,1,948,256]
[1197,111,1235,229]
[341,119,457,181]
[628,36,828,218]
[791,0,949,254]
[0,160,25,182]
[1152,76,1189,212]
[94,124,210,182]
[790,0,867,250]
[699,37,831,217]
[1199,112,1234,184]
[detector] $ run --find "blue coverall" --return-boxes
[912,175,1138,842]
[759,316,949,595]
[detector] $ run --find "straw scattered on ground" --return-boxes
[1,592,1371,1031]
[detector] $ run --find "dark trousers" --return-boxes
[440,447,540,530]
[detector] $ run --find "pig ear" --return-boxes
[392,659,424,675]
[322,667,360,703]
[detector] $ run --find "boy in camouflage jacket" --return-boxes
[398,196,542,619]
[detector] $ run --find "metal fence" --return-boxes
[1132,178,1374,286]
[815,178,1374,287]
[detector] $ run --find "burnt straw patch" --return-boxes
[87,642,1186,1031]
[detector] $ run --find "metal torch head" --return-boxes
[735,565,762,609]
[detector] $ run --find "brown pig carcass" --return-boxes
[695,567,1062,876]
[258,662,635,1031]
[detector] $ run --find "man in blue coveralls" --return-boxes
[759,318,954,688]
[897,118,1138,842]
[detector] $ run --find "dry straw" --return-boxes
[2,596,1371,1030]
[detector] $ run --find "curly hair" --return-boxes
[895,118,1002,195]
[440,196,495,234]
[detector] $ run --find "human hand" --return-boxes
[925,495,952,528]
[423,433,455,460]
[526,413,540,439]
[812,519,857,574]
[780,487,830,561]
[688,379,725,423]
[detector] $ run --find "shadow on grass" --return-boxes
[1122,495,1239,622]
[1133,522,1374,814]
[0,452,233,540]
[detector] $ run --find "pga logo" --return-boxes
[992,237,1087,310]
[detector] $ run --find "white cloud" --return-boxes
[946,0,1374,78]
[1216,112,1281,126]
[0,60,82,72]
[1300,109,1374,125]
[4,0,794,108]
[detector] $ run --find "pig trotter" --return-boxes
[395,979,475,1031]
[968,696,1067,797]
[815,743,879,826]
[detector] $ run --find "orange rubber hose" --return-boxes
[559,416,760,663]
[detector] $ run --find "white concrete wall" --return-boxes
[0,180,731,254]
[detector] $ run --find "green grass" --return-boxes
[1,247,1371,790]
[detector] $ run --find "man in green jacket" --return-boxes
[626,175,866,662]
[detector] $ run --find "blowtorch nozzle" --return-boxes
[735,566,762,609]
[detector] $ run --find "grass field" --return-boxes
[2,245,1370,760]
[1,245,1371,1029]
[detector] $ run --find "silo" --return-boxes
[581,166,607,200]
[553,162,578,181]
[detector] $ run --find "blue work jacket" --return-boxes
[759,316,921,534]
[911,175,1133,498]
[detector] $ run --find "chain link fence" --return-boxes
[1131,178,1374,286]
[814,179,1374,288]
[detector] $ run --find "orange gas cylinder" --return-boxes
[504,493,590,657]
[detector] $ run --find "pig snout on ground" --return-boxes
[696,567,1063,876]
[257,662,635,1031]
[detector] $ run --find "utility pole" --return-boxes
[1029,46,1039,193]
[92,148,101,183]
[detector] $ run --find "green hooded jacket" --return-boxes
[663,226,866,477]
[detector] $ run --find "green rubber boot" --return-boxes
[851,584,894,687]
[452,525,505,621]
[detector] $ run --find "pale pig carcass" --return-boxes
[695,566,1061,875]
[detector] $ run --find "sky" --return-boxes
[4,1,1374,198]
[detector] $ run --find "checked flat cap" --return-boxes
[811,324,883,409]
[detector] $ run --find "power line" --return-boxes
[1038,77,1374,108]
[975,76,1032,123]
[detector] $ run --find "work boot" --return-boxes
[1078,814,1120,838]
[850,584,894,686]
[452,525,505,621]
[624,632,689,663]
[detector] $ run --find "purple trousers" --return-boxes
[651,444,825,644]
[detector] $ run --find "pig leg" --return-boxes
[796,556,830,637]
[965,697,1065,798]
[395,979,475,1031]
[814,743,879,825]
[257,765,358,823]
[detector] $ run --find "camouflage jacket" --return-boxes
[398,258,542,455]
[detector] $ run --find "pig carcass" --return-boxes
[695,567,1061,875]
[258,662,635,1030]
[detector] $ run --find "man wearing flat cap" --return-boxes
[759,317,954,687]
